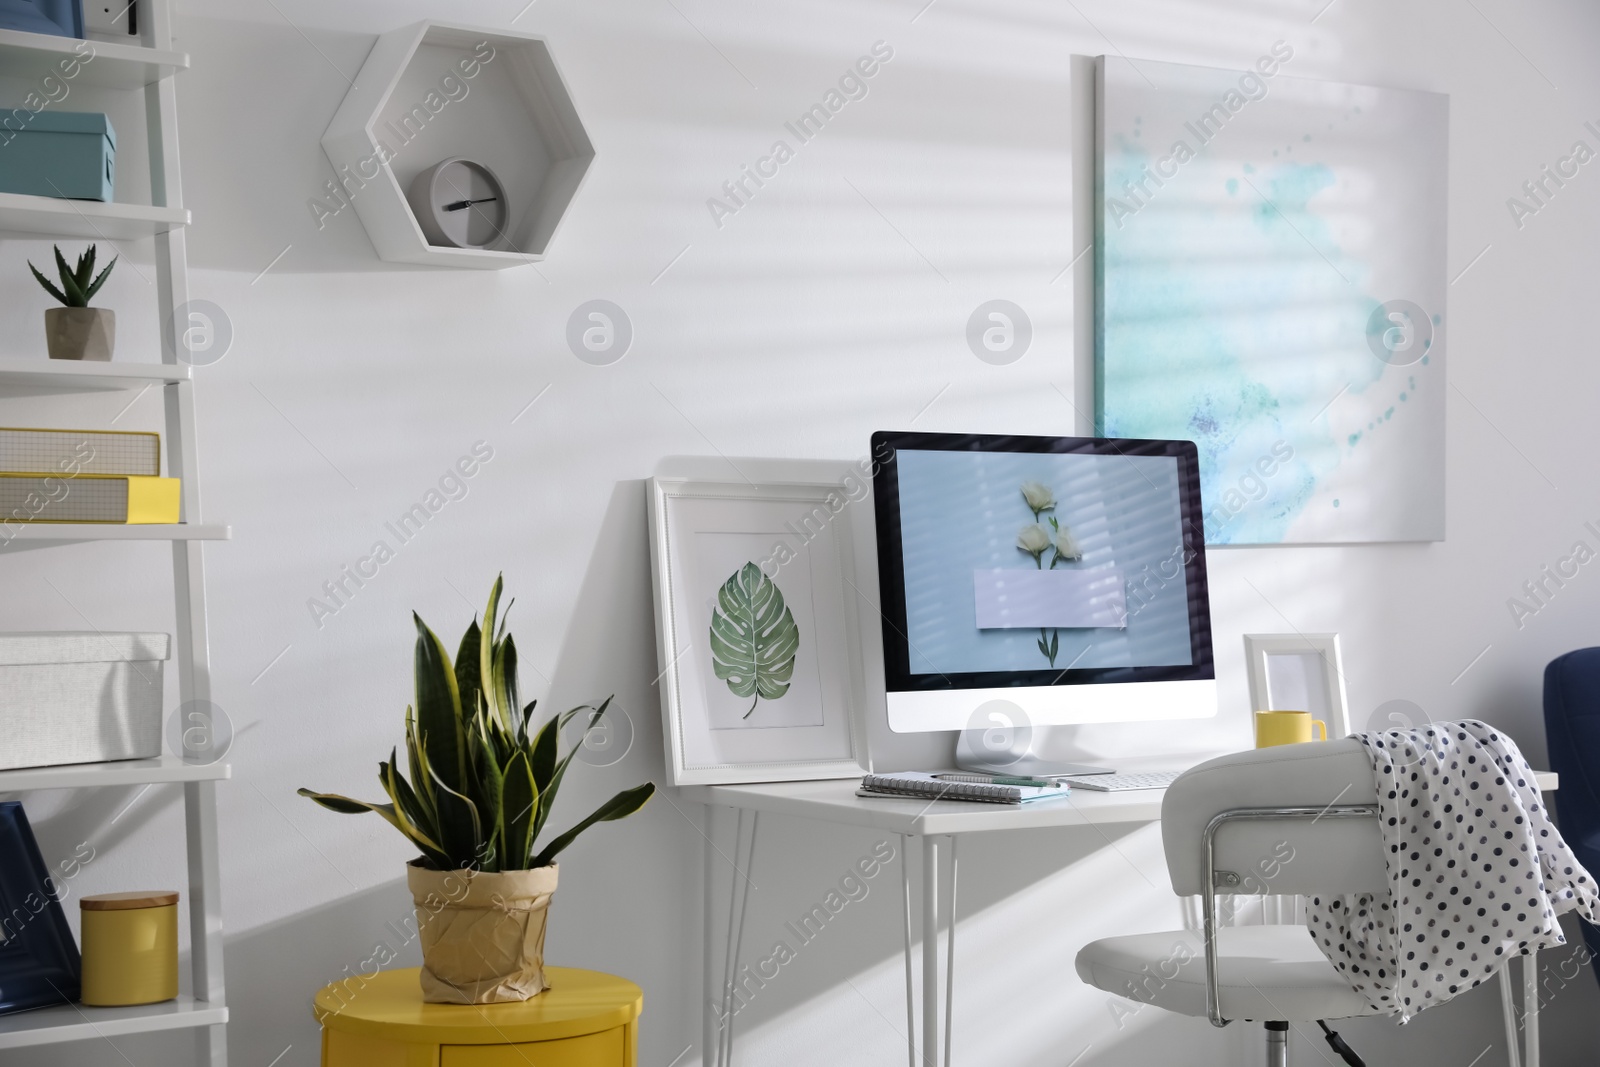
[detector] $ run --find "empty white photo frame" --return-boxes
[648,458,871,785]
[1242,632,1350,738]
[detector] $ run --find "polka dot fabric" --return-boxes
[1305,720,1600,1020]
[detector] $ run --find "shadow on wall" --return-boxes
[10,493,1590,1067]
[223,878,424,1066]
[532,476,702,1062]
[26,781,183,876]
[1070,913,1600,1067]
[177,14,719,275]
[32,480,1600,1067]
[1328,910,1600,1067]
[497,477,1225,1066]
[178,18,394,274]
[174,10,1077,278]
[14,877,419,1067]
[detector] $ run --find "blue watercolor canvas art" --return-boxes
[1094,53,1447,544]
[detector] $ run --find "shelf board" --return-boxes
[0,28,188,87]
[0,192,188,240]
[1,523,231,543]
[0,996,225,1050]
[0,756,230,793]
[0,359,189,391]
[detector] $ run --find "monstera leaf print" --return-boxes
[709,562,799,718]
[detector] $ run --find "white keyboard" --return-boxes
[1058,771,1181,792]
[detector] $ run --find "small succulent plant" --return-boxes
[30,244,117,308]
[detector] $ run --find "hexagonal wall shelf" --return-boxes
[322,21,594,269]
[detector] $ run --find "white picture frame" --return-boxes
[1242,633,1350,738]
[648,458,871,785]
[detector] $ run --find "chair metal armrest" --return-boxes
[1200,805,1379,1027]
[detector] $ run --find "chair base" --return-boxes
[1265,1021,1288,1067]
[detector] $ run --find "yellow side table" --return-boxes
[313,967,641,1066]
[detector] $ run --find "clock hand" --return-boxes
[443,197,500,211]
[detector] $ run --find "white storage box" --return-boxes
[0,632,169,771]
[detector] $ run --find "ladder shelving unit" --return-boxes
[0,5,228,1065]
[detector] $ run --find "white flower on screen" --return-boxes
[1017,523,1052,563]
[1020,481,1056,515]
[1053,524,1083,562]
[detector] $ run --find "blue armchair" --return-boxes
[1543,648,1600,983]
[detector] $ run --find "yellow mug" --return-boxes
[1255,710,1326,748]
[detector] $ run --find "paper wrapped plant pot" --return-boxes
[407,861,559,1004]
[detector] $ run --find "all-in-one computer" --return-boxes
[870,431,1217,775]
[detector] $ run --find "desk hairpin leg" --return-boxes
[900,833,917,1067]
[717,810,759,1067]
[703,804,717,1067]
[914,835,960,1067]
[701,805,759,1067]
[923,835,940,1065]
[718,808,743,1067]
[718,809,740,1067]
[943,836,958,1067]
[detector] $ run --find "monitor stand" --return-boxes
[954,730,1114,777]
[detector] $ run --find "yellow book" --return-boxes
[0,474,180,524]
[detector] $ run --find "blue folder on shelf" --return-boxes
[0,0,84,38]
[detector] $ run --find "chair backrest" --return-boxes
[1545,649,1600,835]
[1162,739,1387,898]
[1544,649,1600,979]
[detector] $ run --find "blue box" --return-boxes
[0,0,84,38]
[0,111,115,201]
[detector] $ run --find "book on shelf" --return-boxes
[0,474,180,524]
[857,771,1071,806]
[0,427,160,477]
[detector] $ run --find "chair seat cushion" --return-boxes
[1076,925,1381,1022]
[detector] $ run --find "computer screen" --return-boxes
[871,432,1216,732]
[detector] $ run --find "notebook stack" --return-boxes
[0,428,179,525]
[857,771,1072,806]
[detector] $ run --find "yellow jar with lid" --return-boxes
[79,891,179,1006]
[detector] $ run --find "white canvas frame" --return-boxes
[1242,632,1350,738]
[648,458,870,785]
[1093,54,1449,544]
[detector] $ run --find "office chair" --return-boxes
[1076,740,1383,1067]
[1543,647,1600,991]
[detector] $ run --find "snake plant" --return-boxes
[299,576,655,872]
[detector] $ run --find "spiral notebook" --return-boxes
[857,772,1071,806]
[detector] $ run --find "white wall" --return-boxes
[5,0,1600,1064]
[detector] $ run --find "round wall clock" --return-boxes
[407,158,510,250]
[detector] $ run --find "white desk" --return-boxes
[685,776,1170,835]
[684,770,1560,1067]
